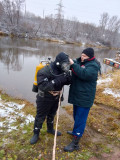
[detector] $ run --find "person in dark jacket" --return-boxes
[64,48,101,152]
[30,52,71,144]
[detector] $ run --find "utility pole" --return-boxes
[25,0,26,16]
[55,0,64,34]
[43,10,45,19]
[56,0,64,20]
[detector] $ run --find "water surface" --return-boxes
[0,37,115,105]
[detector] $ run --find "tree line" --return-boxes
[0,0,120,48]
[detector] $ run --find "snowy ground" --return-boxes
[0,95,34,133]
[97,77,120,101]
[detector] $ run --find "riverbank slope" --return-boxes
[0,70,120,160]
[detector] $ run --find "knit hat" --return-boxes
[82,48,94,58]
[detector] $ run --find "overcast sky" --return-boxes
[26,0,120,25]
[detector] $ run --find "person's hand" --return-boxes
[49,91,60,96]
[69,58,74,65]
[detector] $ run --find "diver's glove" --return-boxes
[64,70,72,84]
[52,73,68,89]
[54,73,68,84]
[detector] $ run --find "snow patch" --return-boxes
[0,122,4,127]
[22,130,27,134]
[97,78,112,85]
[103,88,120,101]
[0,96,34,133]
[25,114,35,125]
[82,42,85,46]
[0,102,5,107]
[7,126,18,133]
[0,108,7,117]
[5,102,25,110]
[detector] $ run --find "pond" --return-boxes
[0,37,115,105]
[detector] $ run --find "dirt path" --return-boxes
[59,105,120,160]
[89,148,120,160]
[95,103,120,112]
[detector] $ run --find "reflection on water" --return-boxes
[0,37,115,105]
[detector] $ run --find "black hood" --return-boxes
[54,52,69,73]
[50,52,69,75]
[55,52,69,64]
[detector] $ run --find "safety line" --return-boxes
[52,90,62,160]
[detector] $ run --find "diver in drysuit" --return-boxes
[30,52,71,144]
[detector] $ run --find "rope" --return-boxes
[52,90,62,160]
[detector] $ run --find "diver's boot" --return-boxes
[30,134,39,144]
[64,136,80,152]
[67,131,73,135]
[47,129,62,136]
[47,122,61,136]
[30,128,40,144]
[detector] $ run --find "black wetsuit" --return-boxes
[34,62,71,133]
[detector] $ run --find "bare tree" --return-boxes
[1,0,25,32]
[0,2,4,21]
[98,12,120,47]
[99,12,109,35]
[65,18,80,41]
[106,16,120,46]
[43,15,56,35]
[107,16,120,32]
[15,0,25,26]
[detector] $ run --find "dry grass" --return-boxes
[95,70,120,110]
[108,70,120,89]
[0,31,8,36]
[88,105,120,137]
[64,105,73,115]
[95,88,120,110]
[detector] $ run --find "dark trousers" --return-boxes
[34,94,59,134]
[72,105,90,137]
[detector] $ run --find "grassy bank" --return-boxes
[0,70,120,160]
